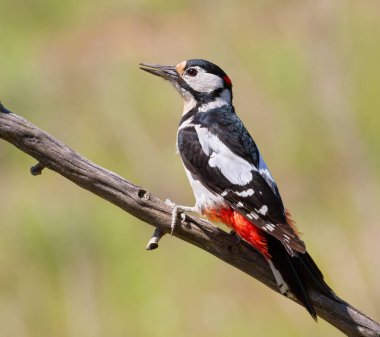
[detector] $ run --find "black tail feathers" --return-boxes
[267,237,337,320]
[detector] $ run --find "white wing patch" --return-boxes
[247,212,259,220]
[195,126,255,186]
[235,189,254,197]
[257,205,268,216]
[264,223,275,232]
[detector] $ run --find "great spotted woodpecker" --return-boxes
[140,59,336,319]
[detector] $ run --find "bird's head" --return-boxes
[140,59,233,113]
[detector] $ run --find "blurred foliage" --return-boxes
[1,1,379,336]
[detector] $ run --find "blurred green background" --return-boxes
[1,1,379,336]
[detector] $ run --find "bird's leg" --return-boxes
[165,199,197,235]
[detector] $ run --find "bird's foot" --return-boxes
[165,199,196,235]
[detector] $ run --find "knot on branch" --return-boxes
[24,135,39,145]
[138,189,150,201]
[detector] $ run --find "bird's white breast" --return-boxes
[183,166,224,213]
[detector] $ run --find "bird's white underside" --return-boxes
[183,166,224,213]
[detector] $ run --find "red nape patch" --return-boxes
[204,208,269,258]
[223,76,232,87]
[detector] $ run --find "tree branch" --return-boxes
[0,105,379,337]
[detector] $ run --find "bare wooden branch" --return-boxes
[30,161,45,175]
[146,227,165,250]
[0,107,379,337]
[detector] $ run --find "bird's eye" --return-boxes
[186,68,198,77]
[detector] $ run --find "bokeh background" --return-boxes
[1,1,379,336]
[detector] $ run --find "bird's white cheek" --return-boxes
[186,73,224,93]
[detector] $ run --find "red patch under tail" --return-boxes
[204,207,270,258]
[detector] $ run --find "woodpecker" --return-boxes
[140,59,336,319]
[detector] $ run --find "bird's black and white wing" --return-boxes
[177,107,306,253]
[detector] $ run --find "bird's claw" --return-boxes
[170,205,186,235]
[165,199,175,207]
[165,199,193,235]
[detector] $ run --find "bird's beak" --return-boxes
[139,63,180,81]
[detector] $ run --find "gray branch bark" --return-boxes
[0,105,379,337]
